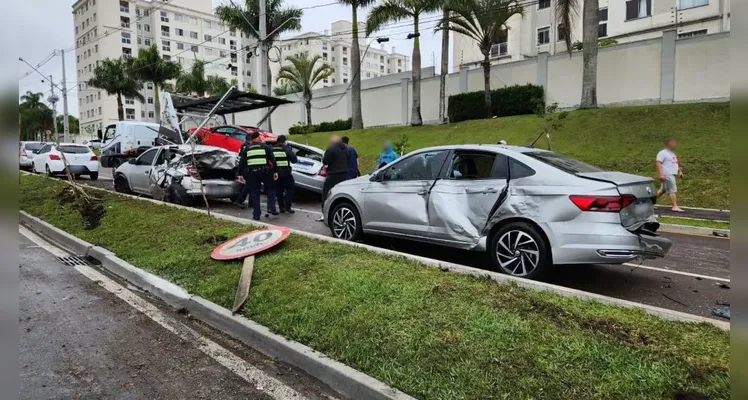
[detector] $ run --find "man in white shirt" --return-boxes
[656,139,684,212]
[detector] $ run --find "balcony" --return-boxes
[490,42,508,58]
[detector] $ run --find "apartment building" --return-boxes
[72,0,252,135]
[453,0,730,70]
[269,21,410,92]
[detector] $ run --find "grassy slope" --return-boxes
[20,175,729,400]
[304,103,730,209]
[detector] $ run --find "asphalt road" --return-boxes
[19,229,340,400]
[79,174,731,320]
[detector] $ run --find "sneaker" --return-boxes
[234,202,247,209]
[315,216,324,222]
[279,209,286,214]
[268,210,279,216]
[286,208,295,214]
[252,216,261,221]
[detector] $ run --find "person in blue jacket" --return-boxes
[377,141,399,169]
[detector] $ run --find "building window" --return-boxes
[557,24,566,42]
[490,42,508,57]
[175,13,185,22]
[598,8,608,38]
[137,37,142,45]
[343,57,348,65]
[147,83,153,90]
[177,42,184,50]
[122,47,132,56]
[343,78,348,83]
[190,45,198,53]
[141,110,146,118]
[231,66,237,76]
[218,37,226,45]
[120,16,130,28]
[343,46,347,54]
[323,52,328,59]
[125,96,134,105]
[163,54,171,61]
[398,59,402,66]
[160,11,169,22]
[205,47,214,56]
[678,29,708,38]
[625,0,651,20]
[147,97,154,104]
[204,34,212,42]
[148,111,155,118]
[366,72,371,78]
[145,38,151,46]
[190,31,198,39]
[680,0,708,9]
[397,69,402,73]
[98,107,102,115]
[161,26,170,37]
[538,0,550,10]
[125,108,135,120]
[121,32,131,44]
[144,24,150,32]
[162,40,170,51]
[537,27,550,45]
[120,1,129,13]
[176,28,184,36]
[98,92,101,100]
[230,40,236,50]
[229,29,236,37]
[332,78,335,83]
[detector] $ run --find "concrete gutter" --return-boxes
[659,223,730,238]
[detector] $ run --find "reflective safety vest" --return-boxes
[273,146,290,168]
[245,144,267,167]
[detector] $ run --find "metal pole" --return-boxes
[61,49,70,141]
[48,75,58,137]
[258,0,268,131]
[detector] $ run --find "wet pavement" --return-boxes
[19,233,340,399]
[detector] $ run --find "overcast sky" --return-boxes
[17,0,447,118]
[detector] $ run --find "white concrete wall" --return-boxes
[673,32,730,102]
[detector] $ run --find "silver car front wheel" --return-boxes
[330,202,362,241]
[490,222,550,279]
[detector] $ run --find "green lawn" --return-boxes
[302,103,730,209]
[20,174,729,400]
[659,216,730,230]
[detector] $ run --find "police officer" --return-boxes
[272,135,298,213]
[235,131,277,221]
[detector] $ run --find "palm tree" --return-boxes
[438,5,451,123]
[273,82,301,96]
[216,0,303,130]
[207,75,231,95]
[438,0,523,118]
[87,58,145,121]
[131,44,181,124]
[176,59,209,96]
[556,0,597,108]
[276,53,334,126]
[367,0,442,126]
[337,0,376,129]
[20,91,45,109]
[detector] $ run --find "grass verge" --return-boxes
[303,103,730,209]
[20,174,730,400]
[659,217,730,231]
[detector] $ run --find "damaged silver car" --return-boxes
[323,145,672,279]
[113,144,240,206]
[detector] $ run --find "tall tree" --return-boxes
[438,0,523,118]
[337,0,376,129]
[367,0,442,126]
[216,0,303,130]
[207,75,231,95]
[131,44,181,124]
[176,59,233,96]
[439,5,451,122]
[87,57,145,121]
[276,52,335,125]
[20,92,53,140]
[20,91,45,109]
[556,0,597,108]
[56,114,79,134]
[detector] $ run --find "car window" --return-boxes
[510,158,535,179]
[24,143,44,151]
[290,145,323,162]
[59,145,90,154]
[383,150,448,181]
[137,148,159,165]
[103,125,116,142]
[524,151,601,174]
[448,152,496,180]
[215,127,247,141]
[37,145,50,154]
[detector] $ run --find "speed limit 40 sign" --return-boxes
[211,227,291,261]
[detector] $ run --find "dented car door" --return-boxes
[428,151,508,246]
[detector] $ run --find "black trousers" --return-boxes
[321,172,349,212]
[275,169,294,210]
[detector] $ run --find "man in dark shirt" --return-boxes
[236,131,277,221]
[318,135,349,221]
[342,136,360,179]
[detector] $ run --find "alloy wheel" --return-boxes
[332,206,357,240]
[495,230,540,277]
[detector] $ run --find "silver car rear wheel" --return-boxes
[330,202,362,241]
[496,230,540,276]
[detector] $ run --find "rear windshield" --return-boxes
[59,145,90,154]
[24,143,44,151]
[525,151,603,174]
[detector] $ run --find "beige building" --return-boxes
[453,0,730,70]
[270,21,410,92]
[72,0,253,135]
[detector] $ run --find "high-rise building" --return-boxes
[269,21,410,92]
[72,0,254,134]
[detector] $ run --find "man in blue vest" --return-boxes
[235,131,277,221]
[272,135,298,213]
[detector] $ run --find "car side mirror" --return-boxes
[128,158,137,165]
[97,129,103,140]
[31,150,39,154]
[370,170,384,182]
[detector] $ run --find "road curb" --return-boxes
[19,210,416,400]
[659,223,730,238]
[21,173,732,331]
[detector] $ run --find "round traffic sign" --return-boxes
[211,227,291,261]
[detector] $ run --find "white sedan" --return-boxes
[32,143,100,180]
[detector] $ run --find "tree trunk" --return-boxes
[482,54,491,118]
[410,15,423,126]
[154,84,162,124]
[439,9,449,123]
[580,0,599,109]
[116,93,124,121]
[266,55,273,132]
[305,93,313,126]
[350,6,364,129]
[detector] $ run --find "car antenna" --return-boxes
[528,131,544,148]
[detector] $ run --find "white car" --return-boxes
[20,141,45,169]
[32,143,100,180]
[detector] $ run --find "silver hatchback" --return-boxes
[323,145,671,279]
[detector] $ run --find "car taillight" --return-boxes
[49,154,61,160]
[186,166,199,178]
[318,166,327,177]
[569,194,636,212]
[21,149,27,157]
[90,155,98,161]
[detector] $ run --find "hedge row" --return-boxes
[288,118,352,135]
[448,84,544,123]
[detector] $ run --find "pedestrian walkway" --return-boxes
[655,205,730,222]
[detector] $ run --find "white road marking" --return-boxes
[622,262,730,283]
[291,206,323,216]
[19,226,312,400]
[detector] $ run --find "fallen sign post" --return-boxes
[211,227,291,313]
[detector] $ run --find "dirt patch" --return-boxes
[579,318,653,346]
[57,186,105,230]
[672,391,710,400]
[199,234,229,245]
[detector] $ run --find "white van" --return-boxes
[98,121,160,168]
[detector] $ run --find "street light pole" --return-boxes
[48,75,59,138]
[258,0,268,130]
[60,49,71,141]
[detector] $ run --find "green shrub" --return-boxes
[448,84,544,123]
[288,118,352,135]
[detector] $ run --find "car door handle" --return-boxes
[145,170,150,174]
[417,190,428,196]
[484,187,498,194]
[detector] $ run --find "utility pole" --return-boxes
[48,75,59,138]
[60,49,71,142]
[258,0,268,131]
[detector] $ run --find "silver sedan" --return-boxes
[323,145,671,279]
